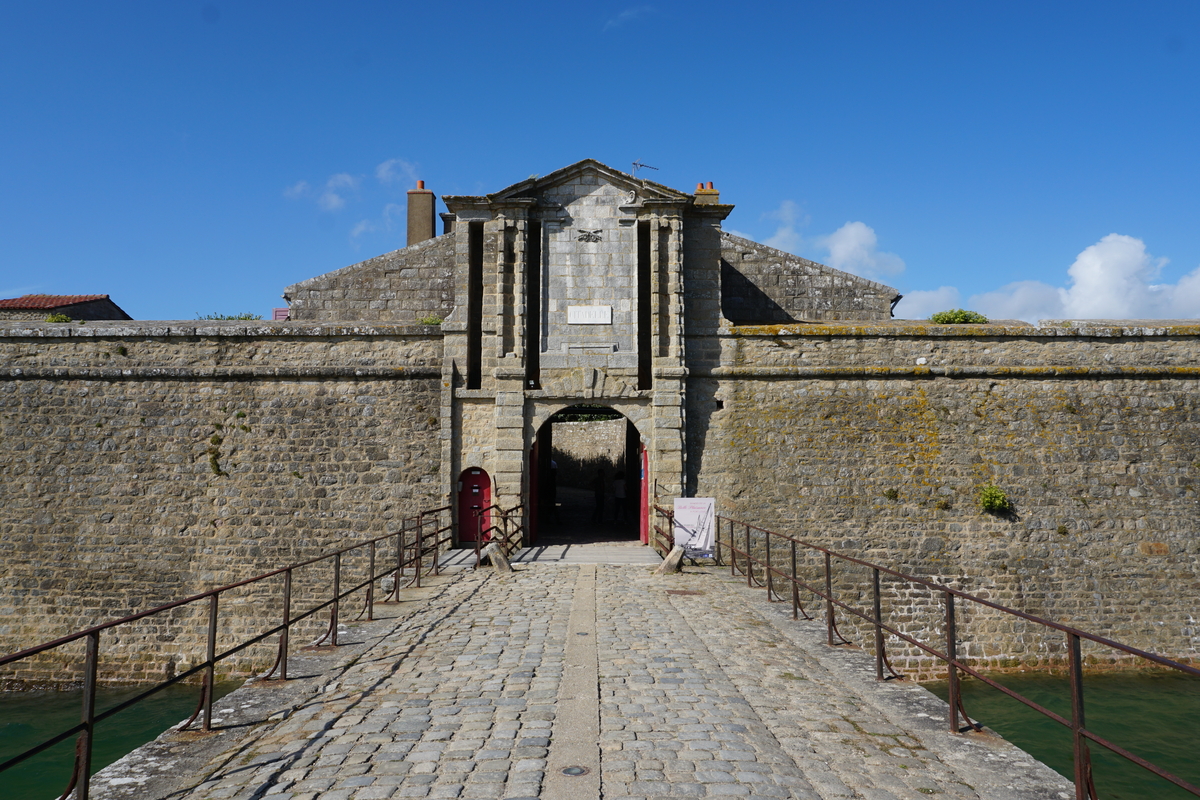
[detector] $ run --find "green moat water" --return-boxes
[3,674,1196,798]
[0,682,240,800]
[927,671,1200,799]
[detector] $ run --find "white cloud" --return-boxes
[376,158,418,187]
[815,221,905,281]
[319,173,359,212]
[892,287,962,319]
[969,280,1064,323]
[762,200,806,254]
[350,219,374,240]
[1060,233,1167,318]
[383,203,405,230]
[603,5,653,31]
[902,233,1200,324]
[283,180,310,199]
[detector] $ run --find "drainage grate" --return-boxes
[666,590,704,596]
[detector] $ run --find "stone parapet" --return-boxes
[0,330,445,685]
[685,322,1200,671]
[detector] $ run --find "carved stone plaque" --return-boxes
[567,305,613,325]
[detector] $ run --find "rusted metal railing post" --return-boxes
[715,517,723,565]
[824,552,835,646]
[765,530,774,600]
[203,594,218,732]
[436,509,445,575]
[730,519,737,577]
[279,568,291,680]
[745,524,753,587]
[415,514,424,588]
[790,540,799,620]
[873,568,884,681]
[330,553,341,647]
[366,541,376,621]
[74,629,100,800]
[1069,632,1094,800]
[391,528,403,601]
[945,591,960,733]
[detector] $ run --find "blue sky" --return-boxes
[2,2,1199,322]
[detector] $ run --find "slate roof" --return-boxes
[0,294,110,309]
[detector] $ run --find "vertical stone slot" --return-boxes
[467,220,484,389]
[657,223,671,356]
[525,220,542,388]
[637,220,652,389]
[501,225,516,356]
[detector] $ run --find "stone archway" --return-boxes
[528,403,646,546]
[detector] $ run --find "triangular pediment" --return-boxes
[488,159,691,203]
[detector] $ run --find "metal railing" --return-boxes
[695,511,1200,800]
[473,503,525,566]
[0,504,452,800]
[650,502,674,557]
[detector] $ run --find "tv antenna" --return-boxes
[631,159,658,177]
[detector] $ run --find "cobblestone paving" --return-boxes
[598,568,1070,800]
[170,564,1072,800]
[179,568,570,800]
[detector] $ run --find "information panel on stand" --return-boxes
[674,498,715,559]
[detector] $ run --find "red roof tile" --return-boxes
[0,294,110,310]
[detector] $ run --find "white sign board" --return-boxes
[567,305,612,325]
[674,497,716,558]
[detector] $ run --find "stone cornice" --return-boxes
[0,365,441,380]
[0,323,446,339]
[720,322,1200,339]
[696,364,1200,379]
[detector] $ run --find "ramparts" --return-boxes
[0,321,443,686]
[3,318,1200,683]
[687,320,1200,675]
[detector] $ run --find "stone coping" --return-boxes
[727,320,1200,337]
[0,321,445,338]
[0,365,442,380]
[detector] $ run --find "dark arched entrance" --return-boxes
[528,405,646,545]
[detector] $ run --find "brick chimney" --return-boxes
[694,181,720,204]
[407,180,436,246]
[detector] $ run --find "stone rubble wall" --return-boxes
[687,323,1200,676]
[551,419,626,490]
[719,233,897,323]
[282,232,456,323]
[0,323,445,686]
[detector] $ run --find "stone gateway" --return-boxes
[2,159,1198,682]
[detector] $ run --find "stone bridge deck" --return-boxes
[91,558,1073,800]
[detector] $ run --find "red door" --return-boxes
[458,468,491,543]
[639,446,649,545]
[528,441,539,546]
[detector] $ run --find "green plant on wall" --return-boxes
[930,309,988,324]
[978,484,1011,514]
[418,315,443,326]
[44,313,72,322]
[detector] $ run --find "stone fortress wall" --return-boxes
[719,233,898,324]
[550,419,627,490]
[0,321,443,686]
[2,319,1200,682]
[686,321,1200,676]
[283,233,456,324]
[3,157,1199,685]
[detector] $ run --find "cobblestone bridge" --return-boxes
[91,549,1073,800]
